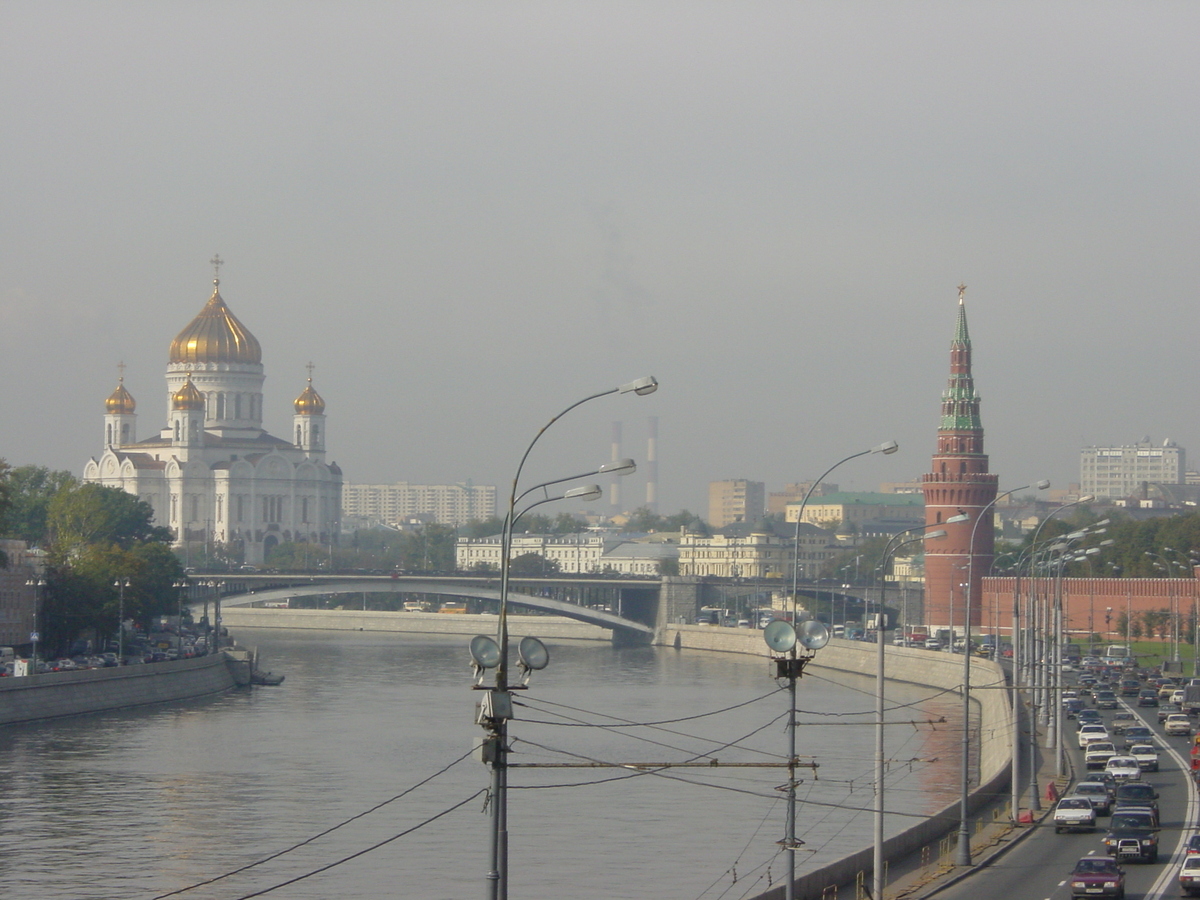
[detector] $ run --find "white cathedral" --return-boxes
[84,270,342,565]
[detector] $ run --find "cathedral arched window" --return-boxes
[235,394,242,420]
[296,425,302,444]
[174,421,181,441]
[217,393,225,419]
[312,424,319,444]
[106,424,113,445]
[121,424,130,442]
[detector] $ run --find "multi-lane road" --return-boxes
[937,688,1198,900]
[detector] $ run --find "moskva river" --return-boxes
[0,628,967,900]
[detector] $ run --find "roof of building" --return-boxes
[169,282,262,365]
[797,492,923,507]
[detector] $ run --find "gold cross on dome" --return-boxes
[117,360,126,380]
[210,254,223,285]
[957,283,967,300]
[306,361,315,381]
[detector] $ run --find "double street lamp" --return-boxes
[473,376,656,900]
[25,577,46,673]
[113,578,131,662]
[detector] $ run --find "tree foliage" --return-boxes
[0,464,77,545]
[47,483,170,560]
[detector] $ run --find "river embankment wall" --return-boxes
[219,607,612,640]
[664,625,1012,900]
[0,652,246,726]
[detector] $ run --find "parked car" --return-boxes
[1181,856,1200,897]
[1069,856,1125,899]
[1128,744,1160,772]
[1102,809,1160,863]
[1054,797,1098,833]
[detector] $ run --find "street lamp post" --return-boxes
[25,577,46,673]
[113,578,130,662]
[956,479,1049,866]
[173,580,189,656]
[479,376,656,900]
[873,520,961,900]
[782,440,898,900]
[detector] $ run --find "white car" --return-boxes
[1078,724,1110,748]
[1165,714,1194,736]
[1053,796,1097,833]
[1180,855,1200,897]
[1085,742,1117,770]
[1105,756,1142,782]
[1129,743,1161,772]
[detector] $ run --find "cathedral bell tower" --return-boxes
[293,367,326,456]
[104,372,137,449]
[921,286,998,634]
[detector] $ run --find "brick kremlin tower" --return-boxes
[921,286,998,633]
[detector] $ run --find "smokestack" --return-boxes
[611,421,622,509]
[646,416,658,512]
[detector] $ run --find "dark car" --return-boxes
[1095,690,1120,710]
[1102,810,1160,863]
[1138,688,1160,707]
[1123,726,1154,749]
[1079,709,1104,727]
[1069,856,1125,899]
[1114,782,1159,817]
[1120,678,1142,696]
[1065,698,1086,718]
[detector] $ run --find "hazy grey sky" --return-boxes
[3,2,1197,517]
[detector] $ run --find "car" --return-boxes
[1185,834,1200,856]
[1182,856,1200,897]
[1095,690,1119,710]
[1073,780,1115,816]
[1087,742,1118,770]
[1120,678,1142,696]
[1064,698,1086,718]
[1165,714,1194,736]
[1159,705,1176,723]
[1104,756,1141,782]
[1137,688,1159,707]
[1069,855,1125,899]
[1102,809,1160,863]
[1063,689,1081,703]
[1054,796,1098,833]
[1114,782,1158,817]
[1079,724,1111,748]
[924,637,942,650]
[1122,726,1154,749]
[1110,712,1136,734]
[1078,709,1104,727]
[1128,744,1160,772]
[1173,689,1187,706]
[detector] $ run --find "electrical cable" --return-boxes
[146,747,477,899]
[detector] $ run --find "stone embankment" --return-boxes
[666,625,1012,900]
[0,652,249,726]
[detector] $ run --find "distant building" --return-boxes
[785,492,924,531]
[677,521,838,579]
[0,541,41,649]
[343,482,496,527]
[455,532,675,576]
[766,482,838,516]
[1080,439,1186,499]
[708,479,765,528]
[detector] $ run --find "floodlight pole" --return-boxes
[484,377,655,900]
[783,440,897,900]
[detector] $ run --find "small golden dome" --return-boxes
[294,378,325,415]
[172,374,205,411]
[106,378,136,414]
[169,283,262,365]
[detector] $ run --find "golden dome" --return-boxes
[106,378,136,414]
[169,282,262,365]
[172,374,205,411]
[294,378,325,415]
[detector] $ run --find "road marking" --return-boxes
[1125,701,1196,900]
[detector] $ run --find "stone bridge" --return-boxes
[189,573,877,642]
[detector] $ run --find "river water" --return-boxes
[0,629,967,900]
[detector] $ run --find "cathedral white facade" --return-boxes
[84,272,342,565]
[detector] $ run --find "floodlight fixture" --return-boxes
[619,375,658,395]
[797,620,830,651]
[563,484,602,502]
[763,620,798,654]
[598,458,637,476]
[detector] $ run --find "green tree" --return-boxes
[461,517,505,539]
[509,552,560,576]
[0,464,77,545]
[47,483,170,560]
